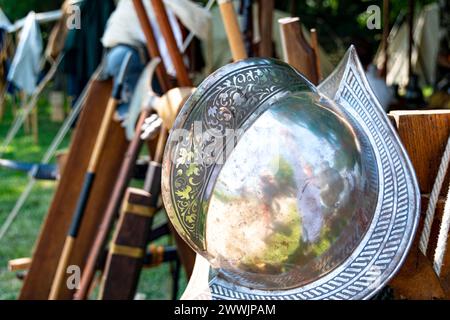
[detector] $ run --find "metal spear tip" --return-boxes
[116,52,134,87]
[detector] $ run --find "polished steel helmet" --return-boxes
[161,46,420,300]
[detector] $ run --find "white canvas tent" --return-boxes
[375,3,440,87]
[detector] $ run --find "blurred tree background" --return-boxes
[0,0,63,21]
[277,0,436,61]
[193,0,436,62]
[0,0,437,57]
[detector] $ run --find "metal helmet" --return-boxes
[161,46,420,300]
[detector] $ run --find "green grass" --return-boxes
[0,93,186,300]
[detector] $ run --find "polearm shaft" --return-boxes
[74,62,160,301]
[100,2,196,295]
[133,0,172,92]
[258,0,274,57]
[149,0,196,278]
[310,29,322,82]
[97,123,167,299]
[74,0,174,300]
[218,0,248,61]
[49,53,133,300]
[241,0,254,57]
[150,0,193,87]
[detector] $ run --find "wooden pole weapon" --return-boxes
[74,0,176,299]
[150,0,192,87]
[133,0,172,92]
[218,0,248,61]
[310,28,322,82]
[48,52,133,300]
[258,0,274,57]
[150,0,196,279]
[98,0,198,298]
[98,123,166,300]
[75,2,170,299]
[74,59,161,300]
[97,87,194,299]
[240,0,254,57]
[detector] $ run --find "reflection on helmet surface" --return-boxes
[205,93,376,290]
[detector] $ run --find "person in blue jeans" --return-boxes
[100,0,182,123]
[102,45,150,122]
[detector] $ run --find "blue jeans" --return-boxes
[103,45,148,120]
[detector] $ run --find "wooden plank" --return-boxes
[278,17,319,85]
[388,194,447,299]
[381,110,450,299]
[19,79,129,299]
[388,236,446,299]
[421,194,450,298]
[389,110,450,195]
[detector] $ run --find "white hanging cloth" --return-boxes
[7,12,43,95]
[164,0,211,42]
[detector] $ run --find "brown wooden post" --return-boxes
[258,0,274,57]
[310,28,322,82]
[132,0,171,92]
[279,17,319,84]
[218,0,248,61]
[151,0,192,87]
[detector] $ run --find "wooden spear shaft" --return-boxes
[133,0,171,92]
[218,0,248,61]
[73,107,154,300]
[97,125,167,300]
[258,0,274,57]
[310,28,322,82]
[148,0,196,278]
[241,0,254,57]
[150,0,192,87]
[74,0,175,299]
[49,53,133,300]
